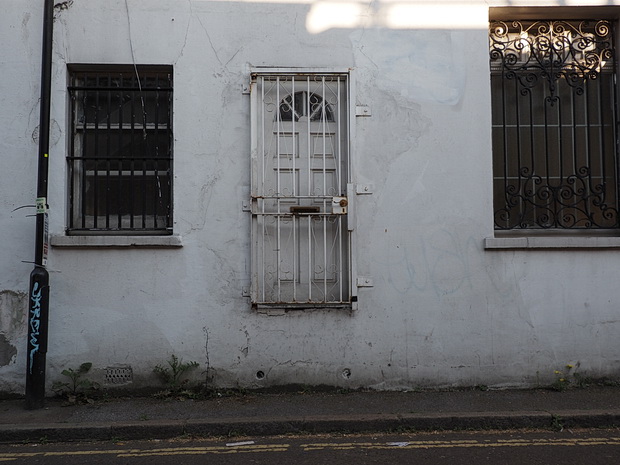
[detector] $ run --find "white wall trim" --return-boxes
[50,235,183,248]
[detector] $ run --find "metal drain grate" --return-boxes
[104,366,133,385]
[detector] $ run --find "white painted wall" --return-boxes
[2,0,620,394]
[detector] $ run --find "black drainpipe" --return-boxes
[26,0,54,410]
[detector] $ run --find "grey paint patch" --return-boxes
[0,333,17,366]
[0,290,27,334]
[0,290,27,367]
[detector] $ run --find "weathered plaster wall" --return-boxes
[0,2,45,392]
[2,0,620,394]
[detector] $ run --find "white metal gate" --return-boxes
[250,71,351,308]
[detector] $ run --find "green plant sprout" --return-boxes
[51,362,99,403]
[153,354,199,393]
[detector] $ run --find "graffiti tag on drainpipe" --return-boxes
[29,282,42,374]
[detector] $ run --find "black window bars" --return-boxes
[490,20,619,230]
[67,65,173,234]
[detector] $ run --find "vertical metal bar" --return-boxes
[528,77,535,218]
[337,77,343,301]
[598,68,607,202]
[167,73,173,229]
[585,72,594,197]
[335,78,342,195]
[292,77,297,301]
[500,68,509,227]
[154,75,161,229]
[514,69,524,225]
[612,47,619,224]
[142,151,147,230]
[306,76,312,301]
[571,81,583,222]
[140,75,147,230]
[117,72,123,229]
[346,73,353,303]
[321,77,327,299]
[106,73,112,229]
[68,87,76,230]
[276,77,281,301]
[130,74,136,229]
[260,76,266,302]
[346,75,351,184]
[141,73,148,230]
[93,80,99,228]
[558,87,564,182]
[81,78,88,229]
[544,81,551,189]
[128,74,136,229]
[556,96,564,226]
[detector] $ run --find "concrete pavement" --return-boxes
[1,386,620,443]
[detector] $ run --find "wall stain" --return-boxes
[0,290,27,367]
[54,1,73,13]
[0,334,17,366]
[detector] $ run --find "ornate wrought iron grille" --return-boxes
[67,65,173,234]
[490,20,619,229]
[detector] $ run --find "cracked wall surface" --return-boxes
[1,0,620,393]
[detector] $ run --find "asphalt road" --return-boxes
[1,429,619,464]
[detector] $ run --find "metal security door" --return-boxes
[251,72,350,308]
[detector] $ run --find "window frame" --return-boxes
[487,8,620,248]
[66,64,174,236]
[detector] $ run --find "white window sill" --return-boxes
[50,235,183,248]
[485,236,620,249]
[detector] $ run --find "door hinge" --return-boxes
[356,184,373,194]
[355,105,371,117]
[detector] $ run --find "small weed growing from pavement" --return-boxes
[551,363,588,391]
[52,362,99,404]
[299,384,313,394]
[154,354,199,396]
[550,414,564,432]
[551,367,571,392]
[549,362,600,391]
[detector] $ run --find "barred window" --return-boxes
[490,20,619,230]
[67,65,173,234]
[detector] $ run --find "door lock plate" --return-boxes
[332,196,348,214]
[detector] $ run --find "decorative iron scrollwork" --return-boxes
[490,20,613,98]
[493,166,618,229]
[490,20,619,230]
